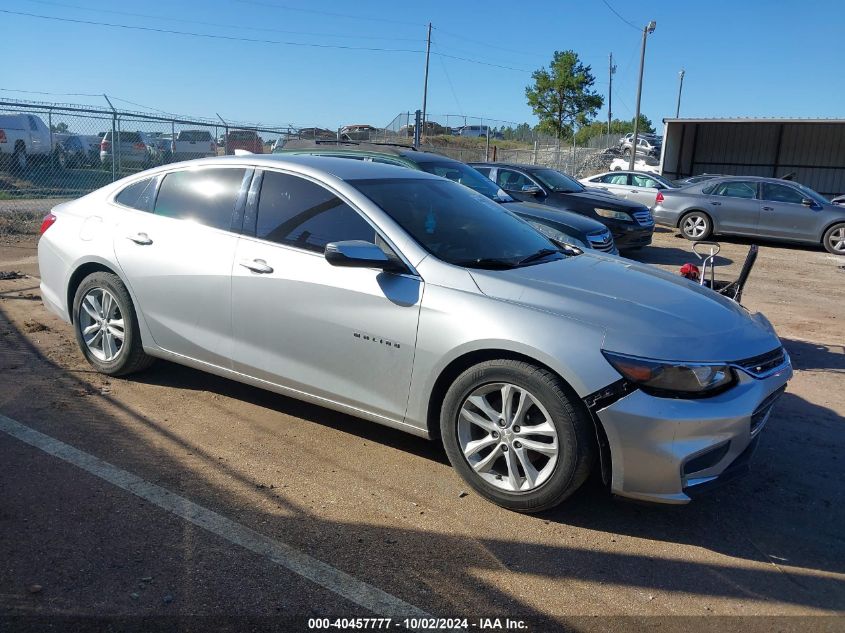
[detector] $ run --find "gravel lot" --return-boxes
[0,226,842,631]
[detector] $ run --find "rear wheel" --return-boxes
[72,272,154,376]
[11,144,27,174]
[823,223,845,255]
[679,211,712,241]
[440,359,595,512]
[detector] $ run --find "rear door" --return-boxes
[757,182,822,241]
[628,173,663,207]
[230,169,422,421]
[595,172,632,199]
[113,166,250,367]
[705,180,760,235]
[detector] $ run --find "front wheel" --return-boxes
[440,359,595,512]
[679,211,713,241]
[72,272,154,376]
[823,223,845,255]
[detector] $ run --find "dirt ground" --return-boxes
[0,225,843,631]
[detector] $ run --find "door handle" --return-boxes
[630,189,639,193]
[762,206,774,211]
[239,258,273,274]
[126,232,153,245]
[710,201,721,206]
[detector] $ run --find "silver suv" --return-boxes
[37,155,791,511]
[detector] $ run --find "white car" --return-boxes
[171,130,217,161]
[0,113,55,171]
[609,157,660,174]
[580,170,680,208]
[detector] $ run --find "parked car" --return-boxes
[340,124,378,141]
[673,174,725,186]
[225,130,264,154]
[99,130,154,168]
[171,130,217,161]
[37,154,792,511]
[0,112,55,171]
[580,170,680,208]
[276,140,617,254]
[470,162,654,250]
[652,176,845,255]
[58,134,100,168]
[609,156,660,174]
[456,125,491,138]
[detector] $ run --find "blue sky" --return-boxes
[2,0,844,130]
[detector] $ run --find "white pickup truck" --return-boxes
[170,129,217,162]
[0,113,55,171]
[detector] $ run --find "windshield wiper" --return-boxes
[517,248,562,266]
[454,257,517,270]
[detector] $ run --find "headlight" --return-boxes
[602,351,735,397]
[594,208,632,222]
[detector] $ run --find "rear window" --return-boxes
[106,131,142,143]
[229,131,258,141]
[178,130,212,141]
[154,168,247,230]
[115,177,158,212]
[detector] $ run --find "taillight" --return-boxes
[40,213,57,235]
[655,191,665,205]
[0,130,6,143]
[101,140,111,151]
[133,142,146,150]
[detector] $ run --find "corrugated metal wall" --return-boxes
[661,121,845,197]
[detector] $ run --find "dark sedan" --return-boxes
[470,162,654,250]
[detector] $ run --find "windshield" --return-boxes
[416,160,512,202]
[352,178,566,269]
[530,169,584,193]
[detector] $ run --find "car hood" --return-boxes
[469,254,781,363]
[560,189,649,212]
[501,200,607,233]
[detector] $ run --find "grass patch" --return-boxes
[0,210,42,236]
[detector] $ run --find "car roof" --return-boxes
[153,153,442,181]
[279,140,465,165]
[469,162,554,172]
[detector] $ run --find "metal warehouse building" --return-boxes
[660,118,845,198]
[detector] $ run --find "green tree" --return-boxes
[50,122,69,133]
[525,50,603,141]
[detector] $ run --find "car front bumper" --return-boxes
[594,357,792,504]
[608,221,654,250]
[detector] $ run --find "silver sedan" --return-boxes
[652,176,845,255]
[37,155,791,510]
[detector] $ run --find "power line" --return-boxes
[0,9,426,52]
[432,41,464,116]
[0,87,102,98]
[21,0,425,42]
[232,0,425,27]
[600,0,640,31]
[432,51,531,73]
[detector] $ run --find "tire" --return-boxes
[822,223,845,255]
[679,210,712,241]
[72,272,154,376]
[53,149,67,170]
[440,359,595,512]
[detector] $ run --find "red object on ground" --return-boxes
[680,263,700,280]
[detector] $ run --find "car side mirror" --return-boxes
[801,198,814,207]
[325,240,405,273]
[521,184,542,195]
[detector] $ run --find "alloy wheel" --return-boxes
[78,287,125,362]
[828,227,845,253]
[683,214,707,238]
[457,383,559,493]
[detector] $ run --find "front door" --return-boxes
[757,181,822,241]
[496,168,545,202]
[230,169,422,422]
[113,166,249,367]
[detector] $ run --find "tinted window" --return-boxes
[712,181,757,199]
[229,131,258,141]
[353,178,565,268]
[178,130,212,141]
[531,169,584,193]
[154,168,246,230]
[760,183,805,204]
[473,166,492,177]
[115,177,158,212]
[416,159,506,200]
[497,169,534,190]
[256,171,375,252]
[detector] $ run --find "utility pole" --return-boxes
[608,52,616,136]
[675,69,685,118]
[630,20,656,171]
[421,22,432,140]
